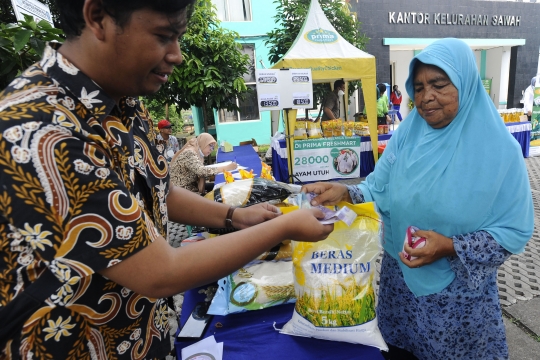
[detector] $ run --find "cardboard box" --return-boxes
[239,138,259,153]
[221,141,233,152]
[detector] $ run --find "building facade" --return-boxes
[353,0,540,118]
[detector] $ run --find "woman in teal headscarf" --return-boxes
[302,38,534,359]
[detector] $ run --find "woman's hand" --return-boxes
[386,115,392,124]
[233,202,281,229]
[280,208,334,242]
[400,229,457,268]
[224,162,237,171]
[301,182,351,206]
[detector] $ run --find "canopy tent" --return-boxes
[271,0,378,182]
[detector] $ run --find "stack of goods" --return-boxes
[354,122,370,136]
[294,119,308,140]
[498,108,525,123]
[344,121,354,137]
[320,119,344,137]
[306,121,323,139]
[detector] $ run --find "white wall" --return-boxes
[485,47,503,107]
[499,48,511,108]
[389,50,415,119]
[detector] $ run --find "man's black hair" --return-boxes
[55,0,196,38]
[334,79,345,89]
[377,83,386,94]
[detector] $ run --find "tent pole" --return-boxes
[284,108,298,184]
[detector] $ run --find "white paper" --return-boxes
[182,335,223,360]
[205,161,232,169]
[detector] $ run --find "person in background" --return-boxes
[170,133,237,195]
[302,38,533,360]
[377,83,391,125]
[321,79,345,120]
[157,119,180,161]
[390,84,403,122]
[524,76,537,121]
[0,0,333,358]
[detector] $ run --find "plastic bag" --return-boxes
[207,261,295,315]
[256,240,292,261]
[204,178,292,208]
[279,202,388,351]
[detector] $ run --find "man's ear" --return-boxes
[82,0,108,41]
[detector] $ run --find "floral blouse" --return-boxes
[169,150,220,193]
[347,185,511,359]
[0,43,171,359]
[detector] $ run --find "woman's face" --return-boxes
[413,63,459,129]
[202,142,216,156]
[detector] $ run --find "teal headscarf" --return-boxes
[359,38,534,296]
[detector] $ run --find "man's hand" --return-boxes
[233,202,281,229]
[280,208,334,242]
[399,229,457,268]
[528,110,532,117]
[301,182,351,206]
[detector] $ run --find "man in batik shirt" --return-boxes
[0,1,332,358]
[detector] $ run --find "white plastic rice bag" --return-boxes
[207,261,295,315]
[279,202,388,351]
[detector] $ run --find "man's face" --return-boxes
[160,124,172,136]
[102,8,187,98]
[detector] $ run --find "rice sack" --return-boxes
[204,178,292,207]
[207,261,295,315]
[279,202,388,351]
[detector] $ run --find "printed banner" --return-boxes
[293,137,361,182]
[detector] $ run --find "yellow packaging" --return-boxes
[223,170,235,183]
[321,121,333,138]
[279,203,387,350]
[344,121,354,137]
[294,121,307,140]
[307,121,322,139]
[239,168,254,179]
[332,119,343,137]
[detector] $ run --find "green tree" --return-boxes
[144,97,184,134]
[0,14,64,90]
[265,0,369,105]
[146,0,251,133]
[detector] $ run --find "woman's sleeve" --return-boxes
[448,230,511,290]
[184,151,221,178]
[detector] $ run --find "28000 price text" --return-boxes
[294,155,330,165]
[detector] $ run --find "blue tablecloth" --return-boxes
[272,134,392,183]
[215,145,262,184]
[175,286,384,360]
[506,121,531,158]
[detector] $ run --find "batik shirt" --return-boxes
[0,43,171,359]
[156,134,179,162]
[169,151,220,193]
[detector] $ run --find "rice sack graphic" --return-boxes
[331,148,359,175]
[280,203,388,350]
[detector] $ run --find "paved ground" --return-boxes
[167,155,540,359]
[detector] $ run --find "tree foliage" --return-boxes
[146,0,251,132]
[0,13,64,89]
[265,0,369,105]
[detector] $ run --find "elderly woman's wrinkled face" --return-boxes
[413,63,459,129]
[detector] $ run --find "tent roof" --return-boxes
[272,0,375,83]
